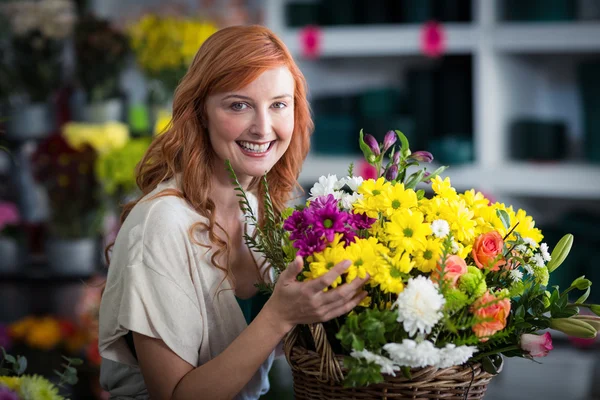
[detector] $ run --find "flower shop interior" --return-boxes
[1,0,600,399]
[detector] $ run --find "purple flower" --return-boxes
[364,134,380,156]
[423,171,432,184]
[341,230,357,246]
[311,194,338,210]
[348,212,376,230]
[0,387,18,400]
[313,204,348,242]
[392,151,401,165]
[385,164,399,181]
[409,150,434,163]
[294,229,327,257]
[283,209,314,241]
[0,324,11,350]
[383,131,397,152]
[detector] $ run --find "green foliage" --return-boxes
[336,309,401,353]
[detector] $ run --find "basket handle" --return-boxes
[283,323,345,383]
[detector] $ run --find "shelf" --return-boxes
[282,24,477,57]
[494,23,600,53]
[299,156,600,199]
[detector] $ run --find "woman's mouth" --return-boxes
[236,140,275,156]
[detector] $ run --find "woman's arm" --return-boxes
[134,257,369,400]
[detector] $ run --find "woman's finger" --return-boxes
[306,260,351,293]
[322,290,369,322]
[320,274,370,306]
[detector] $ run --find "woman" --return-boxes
[98,25,369,400]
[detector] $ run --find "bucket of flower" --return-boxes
[227,130,600,400]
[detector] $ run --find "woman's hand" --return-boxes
[263,256,369,335]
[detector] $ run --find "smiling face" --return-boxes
[205,66,295,182]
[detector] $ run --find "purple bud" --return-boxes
[364,134,380,156]
[392,151,401,165]
[410,151,434,163]
[385,164,398,181]
[423,171,432,184]
[382,131,397,152]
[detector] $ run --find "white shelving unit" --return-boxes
[265,0,600,202]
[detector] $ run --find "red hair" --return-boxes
[109,25,313,294]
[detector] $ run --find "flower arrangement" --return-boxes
[127,14,218,104]
[31,121,130,239]
[74,14,130,103]
[229,129,599,389]
[0,0,76,102]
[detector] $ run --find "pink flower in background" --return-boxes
[521,332,553,357]
[432,255,468,287]
[0,323,12,350]
[0,202,20,232]
[0,386,19,400]
[358,160,378,180]
[299,25,322,59]
[420,21,446,58]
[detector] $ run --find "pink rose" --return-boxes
[432,255,468,287]
[472,231,506,271]
[521,332,553,357]
[471,291,511,342]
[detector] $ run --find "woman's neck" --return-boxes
[210,162,253,217]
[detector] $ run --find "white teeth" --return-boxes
[239,141,270,153]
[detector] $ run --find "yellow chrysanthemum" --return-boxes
[413,238,443,273]
[374,252,413,294]
[512,208,543,245]
[431,176,459,201]
[459,189,490,209]
[444,199,477,244]
[380,183,419,217]
[385,209,432,254]
[0,376,22,392]
[344,237,389,284]
[354,178,391,218]
[19,375,63,400]
[305,236,347,289]
[418,196,447,223]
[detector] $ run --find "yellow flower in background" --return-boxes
[344,237,389,284]
[8,316,36,340]
[431,176,459,201]
[380,183,419,217]
[63,121,129,154]
[25,317,62,350]
[154,110,172,136]
[0,376,22,392]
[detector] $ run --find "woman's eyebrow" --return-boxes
[221,94,293,101]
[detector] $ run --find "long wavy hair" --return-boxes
[108,25,313,294]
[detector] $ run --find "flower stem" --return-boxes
[473,345,520,360]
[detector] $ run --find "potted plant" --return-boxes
[74,14,130,123]
[0,201,20,273]
[0,0,77,140]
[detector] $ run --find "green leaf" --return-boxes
[347,162,354,177]
[496,209,511,231]
[16,356,27,375]
[576,287,591,304]
[416,189,425,200]
[424,165,448,182]
[405,169,426,190]
[481,355,503,375]
[571,276,591,291]
[547,234,574,273]
[395,130,410,158]
[359,129,375,163]
[62,355,84,366]
[4,354,16,364]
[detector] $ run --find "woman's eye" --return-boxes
[272,102,287,109]
[231,102,248,111]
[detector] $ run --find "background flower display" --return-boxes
[0,0,76,103]
[127,13,218,106]
[232,129,597,395]
[74,14,130,104]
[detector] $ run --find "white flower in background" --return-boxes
[509,269,524,282]
[532,253,545,268]
[540,243,552,262]
[515,244,527,254]
[523,264,534,276]
[308,174,340,200]
[431,219,450,238]
[436,344,478,368]
[523,237,537,248]
[393,276,445,336]
[384,340,439,368]
[337,176,364,192]
[450,240,460,255]
[350,349,400,376]
[340,192,363,210]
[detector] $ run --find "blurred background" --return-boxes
[0,0,599,399]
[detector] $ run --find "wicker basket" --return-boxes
[283,323,500,400]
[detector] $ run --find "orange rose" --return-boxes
[471,291,511,341]
[472,231,506,271]
[431,255,468,287]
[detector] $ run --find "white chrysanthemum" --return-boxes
[540,243,552,262]
[336,176,364,191]
[384,340,439,368]
[523,264,534,276]
[436,344,478,368]
[523,237,538,248]
[532,253,545,268]
[431,219,450,238]
[393,276,445,336]
[308,174,339,200]
[509,269,523,282]
[350,348,400,376]
[451,241,460,255]
[515,244,527,254]
[341,192,363,210]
